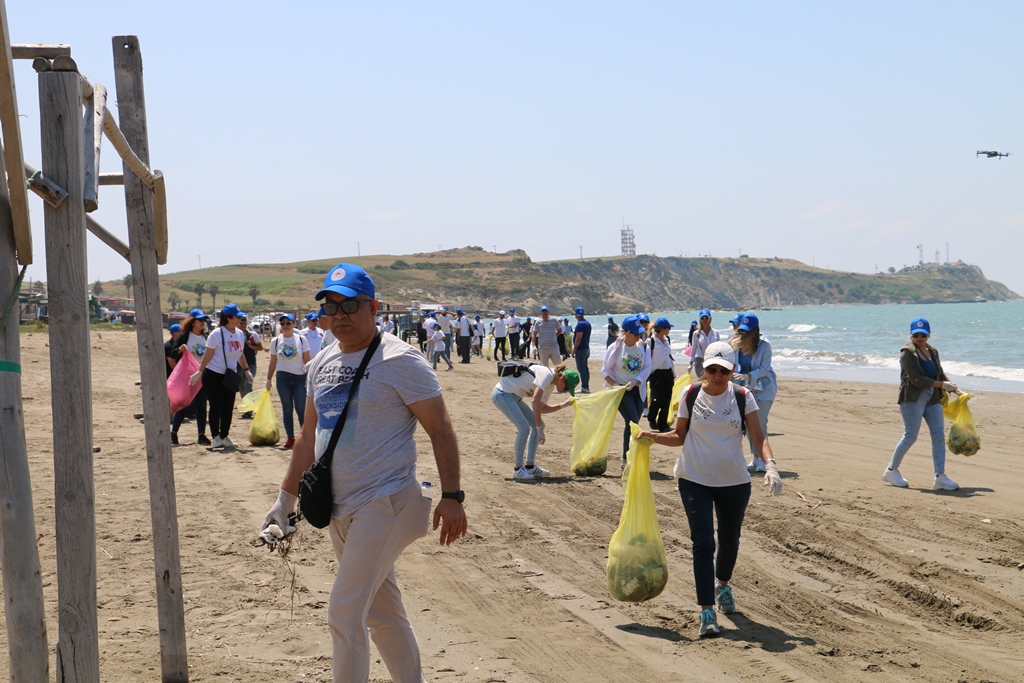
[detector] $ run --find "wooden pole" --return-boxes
[112,35,189,682]
[0,0,33,264]
[40,63,100,683]
[83,82,106,212]
[0,92,49,683]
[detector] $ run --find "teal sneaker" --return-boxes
[698,608,720,638]
[715,584,736,614]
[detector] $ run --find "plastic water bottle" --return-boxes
[420,481,433,500]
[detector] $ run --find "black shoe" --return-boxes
[171,432,179,446]
[240,411,254,420]
[197,434,211,446]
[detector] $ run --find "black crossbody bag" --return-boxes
[299,333,382,529]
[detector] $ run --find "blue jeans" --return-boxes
[276,371,307,439]
[617,386,644,460]
[574,347,591,391]
[746,398,773,457]
[678,479,751,607]
[889,388,946,475]
[491,388,540,468]
[442,333,453,365]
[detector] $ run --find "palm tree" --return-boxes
[92,280,103,296]
[168,291,180,311]
[193,281,206,309]
[208,284,220,310]
[122,273,134,299]
[181,298,191,311]
[247,284,260,310]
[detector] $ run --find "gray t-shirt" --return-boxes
[306,333,442,518]
[533,317,560,350]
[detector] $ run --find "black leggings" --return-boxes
[203,369,237,439]
[647,369,675,431]
[508,332,521,358]
[172,386,207,436]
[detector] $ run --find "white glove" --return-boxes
[536,424,546,445]
[263,490,298,535]
[189,370,202,386]
[733,373,751,384]
[624,380,639,390]
[763,462,782,496]
[245,370,254,384]
[942,381,958,393]
[264,378,273,391]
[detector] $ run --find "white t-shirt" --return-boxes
[649,336,675,372]
[301,326,324,353]
[492,317,508,337]
[320,329,336,351]
[693,328,721,361]
[494,364,555,401]
[473,321,485,339]
[430,329,446,353]
[507,315,521,333]
[270,334,310,375]
[435,313,452,334]
[182,332,207,361]
[379,319,395,334]
[206,327,246,374]
[456,315,472,336]
[673,383,757,487]
[561,322,572,335]
[605,341,646,385]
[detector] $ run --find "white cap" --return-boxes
[703,341,736,371]
[499,310,506,315]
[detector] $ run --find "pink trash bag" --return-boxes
[167,350,201,413]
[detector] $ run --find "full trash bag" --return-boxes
[167,350,201,414]
[570,385,627,476]
[237,389,280,446]
[944,392,980,456]
[667,372,692,422]
[607,423,668,602]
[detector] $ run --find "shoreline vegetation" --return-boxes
[85,246,1018,314]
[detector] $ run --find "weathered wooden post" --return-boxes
[112,35,189,682]
[40,58,100,683]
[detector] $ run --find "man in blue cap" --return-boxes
[532,306,561,368]
[506,307,522,359]
[571,307,592,393]
[301,311,325,353]
[606,315,619,347]
[262,263,467,681]
[454,308,473,364]
[165,323,182,378]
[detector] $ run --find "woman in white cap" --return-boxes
[729,313,779,473]
[170,309,212,446]
[883,317,960,491]
[189,304,254,449]
[265,313,312,449]
[602,315,652,466]
[639,340,782,639]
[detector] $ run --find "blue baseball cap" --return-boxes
[729,313,742,324]
[221,304,244,318]
[189,308,208,320]
[305,312,318,321]
[279,313,295,322]
[621,315,644,335]
[655,317,673,329]
[699,308,711,319]
[428,311,436,318]
[315,262,375,301]
[636,312,650,322]
[691,320,698,326]
[737,313,760,332]
[574,306,585,316]
[509,307,515,314]
[540,305,549,312]
[911,318,930,335]
[169,323,181,334]
[456,308,463,314]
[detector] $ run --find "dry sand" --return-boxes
[3,329,1024,682]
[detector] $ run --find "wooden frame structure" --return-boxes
[0,4,186,680]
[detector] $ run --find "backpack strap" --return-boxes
[734,386,748,435]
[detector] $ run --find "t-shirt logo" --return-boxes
[280,343,298,359]
[191,343,206,358]
[621,353,642,375]
[330,267,346,282]
[315,382,353,431]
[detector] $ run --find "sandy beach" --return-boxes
[3,329,1024,682]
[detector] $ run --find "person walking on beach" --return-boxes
[507,308,522,359]
[455,308,473,364]
[262,262,467,682]
[492,310,509,362]
[691,309,720,378]
[471,314,484,357]
[520,316,533,359]
[647,318,677,432]
[532,306,562,368]
[301,313,325,356]
[430,323,452,372]
[189,304,254,449]
[602,315,652,467]
[266,313,312,449]
[165,323,181,377]
[571,307,592,394]
[606,316,620,347]
[171,310,212,446]
[730,314,778,473]
[636,312,652,341]
[492,363,579,481]
[883,318,960,491]
[638,340,782,638]
[435,307,455,366]
[416,312,428,354]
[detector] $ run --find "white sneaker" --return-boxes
[513,466,536,482]
[747,457,766,473]
[221,437,236,449]
[527,464,550,478]
[211,436,224,449]
[882,468,909,488]
[933,473,959,491]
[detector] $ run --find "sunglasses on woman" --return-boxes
[704,365,732,376]
[911,332,928,339]
[280,320,293,326]
[320,299,371,316]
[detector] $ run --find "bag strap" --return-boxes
[220,327,230,370]
[320,333,383,469]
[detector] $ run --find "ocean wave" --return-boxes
[775,348,1024,383]
[787,324,818,332]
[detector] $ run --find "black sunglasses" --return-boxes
[704,365,732,376]
[280,319,294,325]
[321,299,371,316]
[700,316,710,320]
[911,332,928,338]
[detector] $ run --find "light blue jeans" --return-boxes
[275,370,307,439]
[746,399,773,457]
[889,388,946,475]
[491,388,540,468]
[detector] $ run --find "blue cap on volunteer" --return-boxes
[655,317,673,329]
[637,312,650,322]
[737,313,760,332]
[169,323,181,334]
[691,320,698,326]
[609,315,615,320]
[428,311,436,318]
[189,308,208,320]
[279,313,295,322]
[729,313,742,324]
[475,314,481,319]
[509,307,515,314]
[699,308,711,319]
[456,308,463,314]
[540,306,549,312]
[910,317,930,335]
[575,306,585,316]
[315,262,375,301]
[305,312,318,321]
[621,315,644,335]
[221,303,244,318]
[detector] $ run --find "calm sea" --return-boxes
[589,301,1024,394]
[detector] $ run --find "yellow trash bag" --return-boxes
[667,372,692,422]
[237,389,280,446]
[607,423,668,602]
[570,385,627,476]
[944,392,980,456]
[486,334,493,361]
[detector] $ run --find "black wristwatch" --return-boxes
[440,490,465,503]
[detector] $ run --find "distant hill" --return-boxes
[100,246,1020,314]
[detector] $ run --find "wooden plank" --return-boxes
[0,0,34,264]
[83,83,106,212]
[11,43,70,59]
[102,107,156,188]
[98,172,124,185]
[0,77,50,683]
[112,35,189,682]
[152,170,167,264]
[40,67,100,683]
[25,166,69,208]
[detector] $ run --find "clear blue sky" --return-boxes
[9,1,1024,295]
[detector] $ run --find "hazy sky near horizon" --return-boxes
[8,2,1024,295]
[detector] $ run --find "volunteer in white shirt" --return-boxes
[266,313,312,449]
[647,317,678,432]
[301,313,325,356]
[454,308,473,364]
[506,308,522,359]
[435,308,454,366]
[602,315,652,466]
[492,310,509,362]
[189,304,253,449]
[691,308,720,378]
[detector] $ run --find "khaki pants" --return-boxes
[538,347,561,368]
[328,482,430,683]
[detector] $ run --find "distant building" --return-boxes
[621,224,636,257]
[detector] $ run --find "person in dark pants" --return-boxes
[601,315,651,467]
[492,311,509,361]
[639,341,781,639]
[520,316,533,359]
[171,311,211,446]
[165,323,181,378]
[647,317,677,431]
[189,304,254,449]
[606,316,619,347]
[455,308,473,363]
[507,308,522,359]
[416,312,428,353]
[570,307,592,393]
